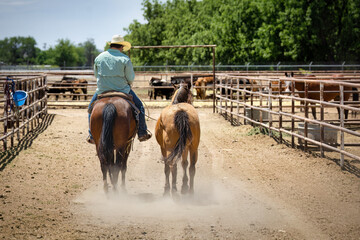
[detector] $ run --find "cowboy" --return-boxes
[87,35,152,143]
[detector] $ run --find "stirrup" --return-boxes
[86,135,95,144]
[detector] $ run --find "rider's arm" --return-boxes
[124,59,135,86]
[93,63,98,79]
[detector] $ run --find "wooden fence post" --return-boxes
[320,83,324,157]
[291,80,295,148]
[268,81,272,137]
[340,85,345,168]
[279,79,283,143]
[304,82,309,151]
[236,78,240,125]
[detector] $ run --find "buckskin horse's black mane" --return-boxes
[172,82,191,104]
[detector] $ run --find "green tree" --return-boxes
[53,39,79,68]
[306,0,360,61]
[0,36,39,65]
[1,0,359,66]
[78,39,100,67]
[125,0,360,65]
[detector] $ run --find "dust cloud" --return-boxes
[73,180,234,224]
[72,176,300,234]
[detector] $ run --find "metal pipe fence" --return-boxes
[215,73,360,168]
[0,74,48,151]
[1,63,360,72]
[1,70,360,168]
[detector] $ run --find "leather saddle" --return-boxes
[88,91,140,121]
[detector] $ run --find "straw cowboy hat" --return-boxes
[108,35,131,51]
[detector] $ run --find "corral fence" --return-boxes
[0,74,47,151]
[1,62,360,72]
[215,72,360,167]
[28,70,216,108]
[1,69,360,168]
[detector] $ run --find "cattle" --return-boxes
[72,78,88,100]
[148,77,174,100]
[170,76,192,86]
[47,76,88,100]
[47,80,64,100]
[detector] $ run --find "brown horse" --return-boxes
[90,95,137,192]
[284,72,356,119]
[194,76,213,99]
[155,82,200,195]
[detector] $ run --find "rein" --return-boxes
[140,83,190,122]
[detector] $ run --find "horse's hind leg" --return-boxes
[189,149,198,194]
[100,163,109,193]
[105,150,119,192]
[110,164,120,192]
[311,104,317,119]
[116,149,128,190]
[170,163,178,193]
[164,163,171,196]
[181,150,189,194]
[337,107,349,120]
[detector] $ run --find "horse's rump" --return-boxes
[90,97,137,150]
[164,110,192,163]
[156,103,200,164]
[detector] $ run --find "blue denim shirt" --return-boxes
[94,48,135,94]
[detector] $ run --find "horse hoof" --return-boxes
[103,183,109,193]
[121,186,127,194]
[171,191,180,201]
[181,186,189,194]
[163,190,170,197]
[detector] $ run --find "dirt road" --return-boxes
[0,108,359,239]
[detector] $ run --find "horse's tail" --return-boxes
[98,103,117,163]
[165,110,192,164]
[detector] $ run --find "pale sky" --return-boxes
[0,0,148,51]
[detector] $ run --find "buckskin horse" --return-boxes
[90,93,137,193]
[284,72,358,119]
[155,82,200,195]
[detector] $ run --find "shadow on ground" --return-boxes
[0,114,55,171]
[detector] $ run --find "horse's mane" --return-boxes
[172,83,191,104]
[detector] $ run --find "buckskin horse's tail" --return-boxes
[98,103,117,164]
[165,110,192,164]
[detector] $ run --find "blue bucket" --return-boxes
[12,90,28,106]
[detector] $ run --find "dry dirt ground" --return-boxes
[0,107,359,240]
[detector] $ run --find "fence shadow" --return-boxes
[0,114,55,171]
[272,135,360,178]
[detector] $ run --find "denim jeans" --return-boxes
[88,90,148,138]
